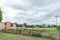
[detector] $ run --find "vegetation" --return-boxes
[56,26,60,40]
[0,28,57,40]
[15,23,58,28]
[0,8,2,22]
[0,32,51,40]
[16,28,58,34]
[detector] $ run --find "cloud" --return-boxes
[4,0,31,10]
[0,0,60,25]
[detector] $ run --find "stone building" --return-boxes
[0,22,16,30]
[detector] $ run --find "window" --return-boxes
[11,23,13,27]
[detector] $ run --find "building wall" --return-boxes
[10,23,16,30]
[0,22,16,30]
[5,22,12,30]
[0,22,5,30]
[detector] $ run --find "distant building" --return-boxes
[0,22,16,30]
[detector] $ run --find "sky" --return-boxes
[0,0,60,25]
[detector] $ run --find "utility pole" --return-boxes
[56,15,60,40]
[56,15,58,27]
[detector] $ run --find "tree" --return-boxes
[51,25,57,27]
[23,23,27,27]
[48,25,51,28]
[0,8,2,22]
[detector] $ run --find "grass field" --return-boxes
[0,32,51,40]
[27,28,58,34]
[17,28,58,34]
[0,28,58,40]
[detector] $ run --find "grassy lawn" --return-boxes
[0,32,51,40]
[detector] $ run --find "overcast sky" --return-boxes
[0,0,60,25]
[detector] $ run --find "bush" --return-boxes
[0,29,6,32]
[31,32,42,37]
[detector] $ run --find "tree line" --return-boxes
[15,23,58,28]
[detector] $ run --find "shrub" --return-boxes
[31,32,42,37]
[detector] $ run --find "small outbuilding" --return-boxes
[0,22,16,30]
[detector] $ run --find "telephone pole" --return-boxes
[56,15,58,27]
[56,14,60,40]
